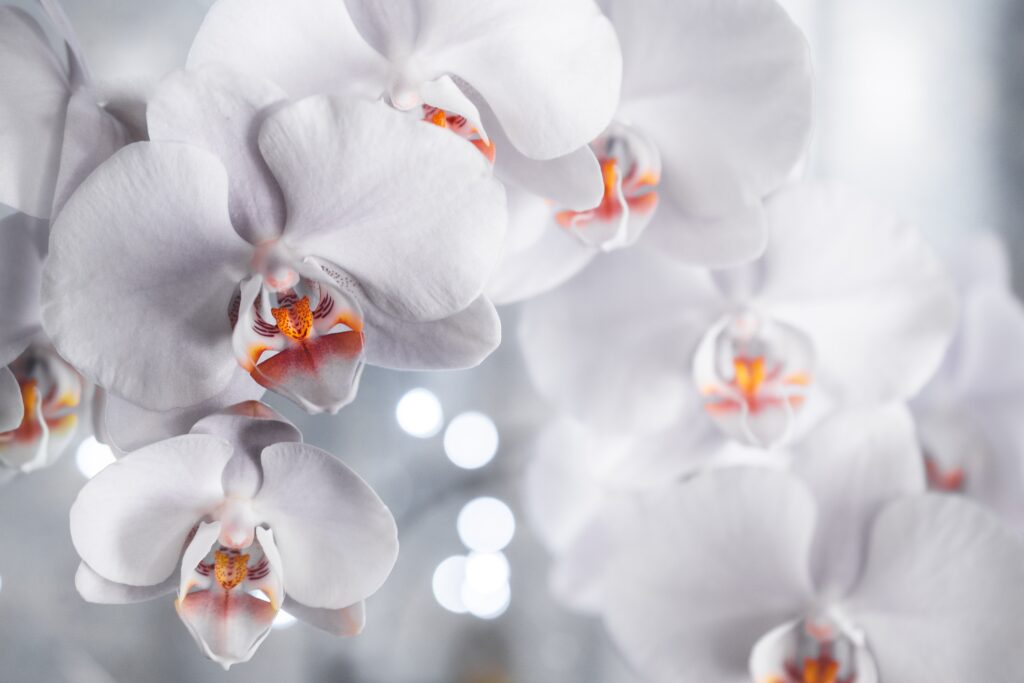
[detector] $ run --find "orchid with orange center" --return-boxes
[598,407,1024,683]
[487,0,814,303]
[71,402,398,670]
[521,183,956,452]
[42,66,506,421]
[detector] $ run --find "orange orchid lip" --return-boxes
[422,105,496,163]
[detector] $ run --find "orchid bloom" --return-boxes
[42,66,506,417]
[0,213,83,478]
[520,182,956,450]
[0,0,141,220]
[487,0,813,303]
[187,0,622,211]
[600,405,1024,682]
[910,230,1024,523]
[71,401,399,670]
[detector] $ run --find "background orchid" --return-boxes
[1,0,1024,681]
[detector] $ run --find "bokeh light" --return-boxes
[461,579,511,620]
[444,412,499,469]
[432,555,468,614]
[395,388,444,438]
[457,497,515,553]
[75,437,115,479]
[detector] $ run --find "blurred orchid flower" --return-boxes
[520,182,956,449]
[188,0,622,206]
[42,66,506,416]
[911,230,1024,524]
[0,213,84,479]
[72,402,399,670]
[0,0,142,220]
[487,0,813,303]
[600,406,1024,683]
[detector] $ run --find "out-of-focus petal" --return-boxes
[0,214,43,366]
[70,434,233,586]
[520,248,724,434]
[188,0,388,99]
[0,367,22,433]
[147,65,288,244]
[847,494,1024,682]
[790,404,924,596]
[42,142,252,410]
[756,183,957,407]
[604,468,816,683]
[253,442,398,609]
[610,0,811,222]
[0,7,70,218]
[259,96,507,321]
[75,562,176,604]
[284,598,366,636]
[101,368,265,454]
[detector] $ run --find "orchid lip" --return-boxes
[751,612,874,683]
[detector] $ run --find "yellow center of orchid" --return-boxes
[271,296,314,341]
[733,356,766,400]
[214,551,249,591]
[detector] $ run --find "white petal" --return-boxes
[284,598,366,637]
[101,368,266,454]
[51,90,131,218]
[610,0,811,221]
[188,0,388,99]
[847,494,1024,681]
[75,562,176,604]
[260,96,507,321]
[756,183,958,406]
[0,214,43,366]
[0,366,22,433]
[406,0,622,159]
[147,65,288,244]
[253,442,398,609]
[69,434,232,586]
[42,142,252,410]
[0,7,70,218]
[519,247,724,434]
[790,404,924,597]
[604,468,816,683]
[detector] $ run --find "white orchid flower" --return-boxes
[42,66,506,417]
[0,212,84,477]
[600,405,1024,682]
[487,0,813,303]
[72,401,399,670]
[0,0,141,220]
[520,182,956,449]
[187,0,622,209]
[911,230,1024,523]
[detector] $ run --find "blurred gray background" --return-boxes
[0,0,1017,681]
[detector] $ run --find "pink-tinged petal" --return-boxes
[253,442,398,609]
[284,598,366,637]
[756,183,958,407]
[0,367,22,434]
[188,0,388,99]
[251,331,365,415]
[790,404,924,597]
[51,90,131,217]
[847,495,1024,681]
[610,0,811,224]
[76,562,177,605]
[176,523,278,670]
[0,214,43,367]
[0,7,70,218]
[100,368,265,454]
[604,468,816,683]
[259,96,506,322]
[519,247,724,434]
[147,65,288,244]
[42,142,253,410]
[70,434,233,587]
[384,0,622,160]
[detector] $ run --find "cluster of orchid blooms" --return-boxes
[1,0,1023,679]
